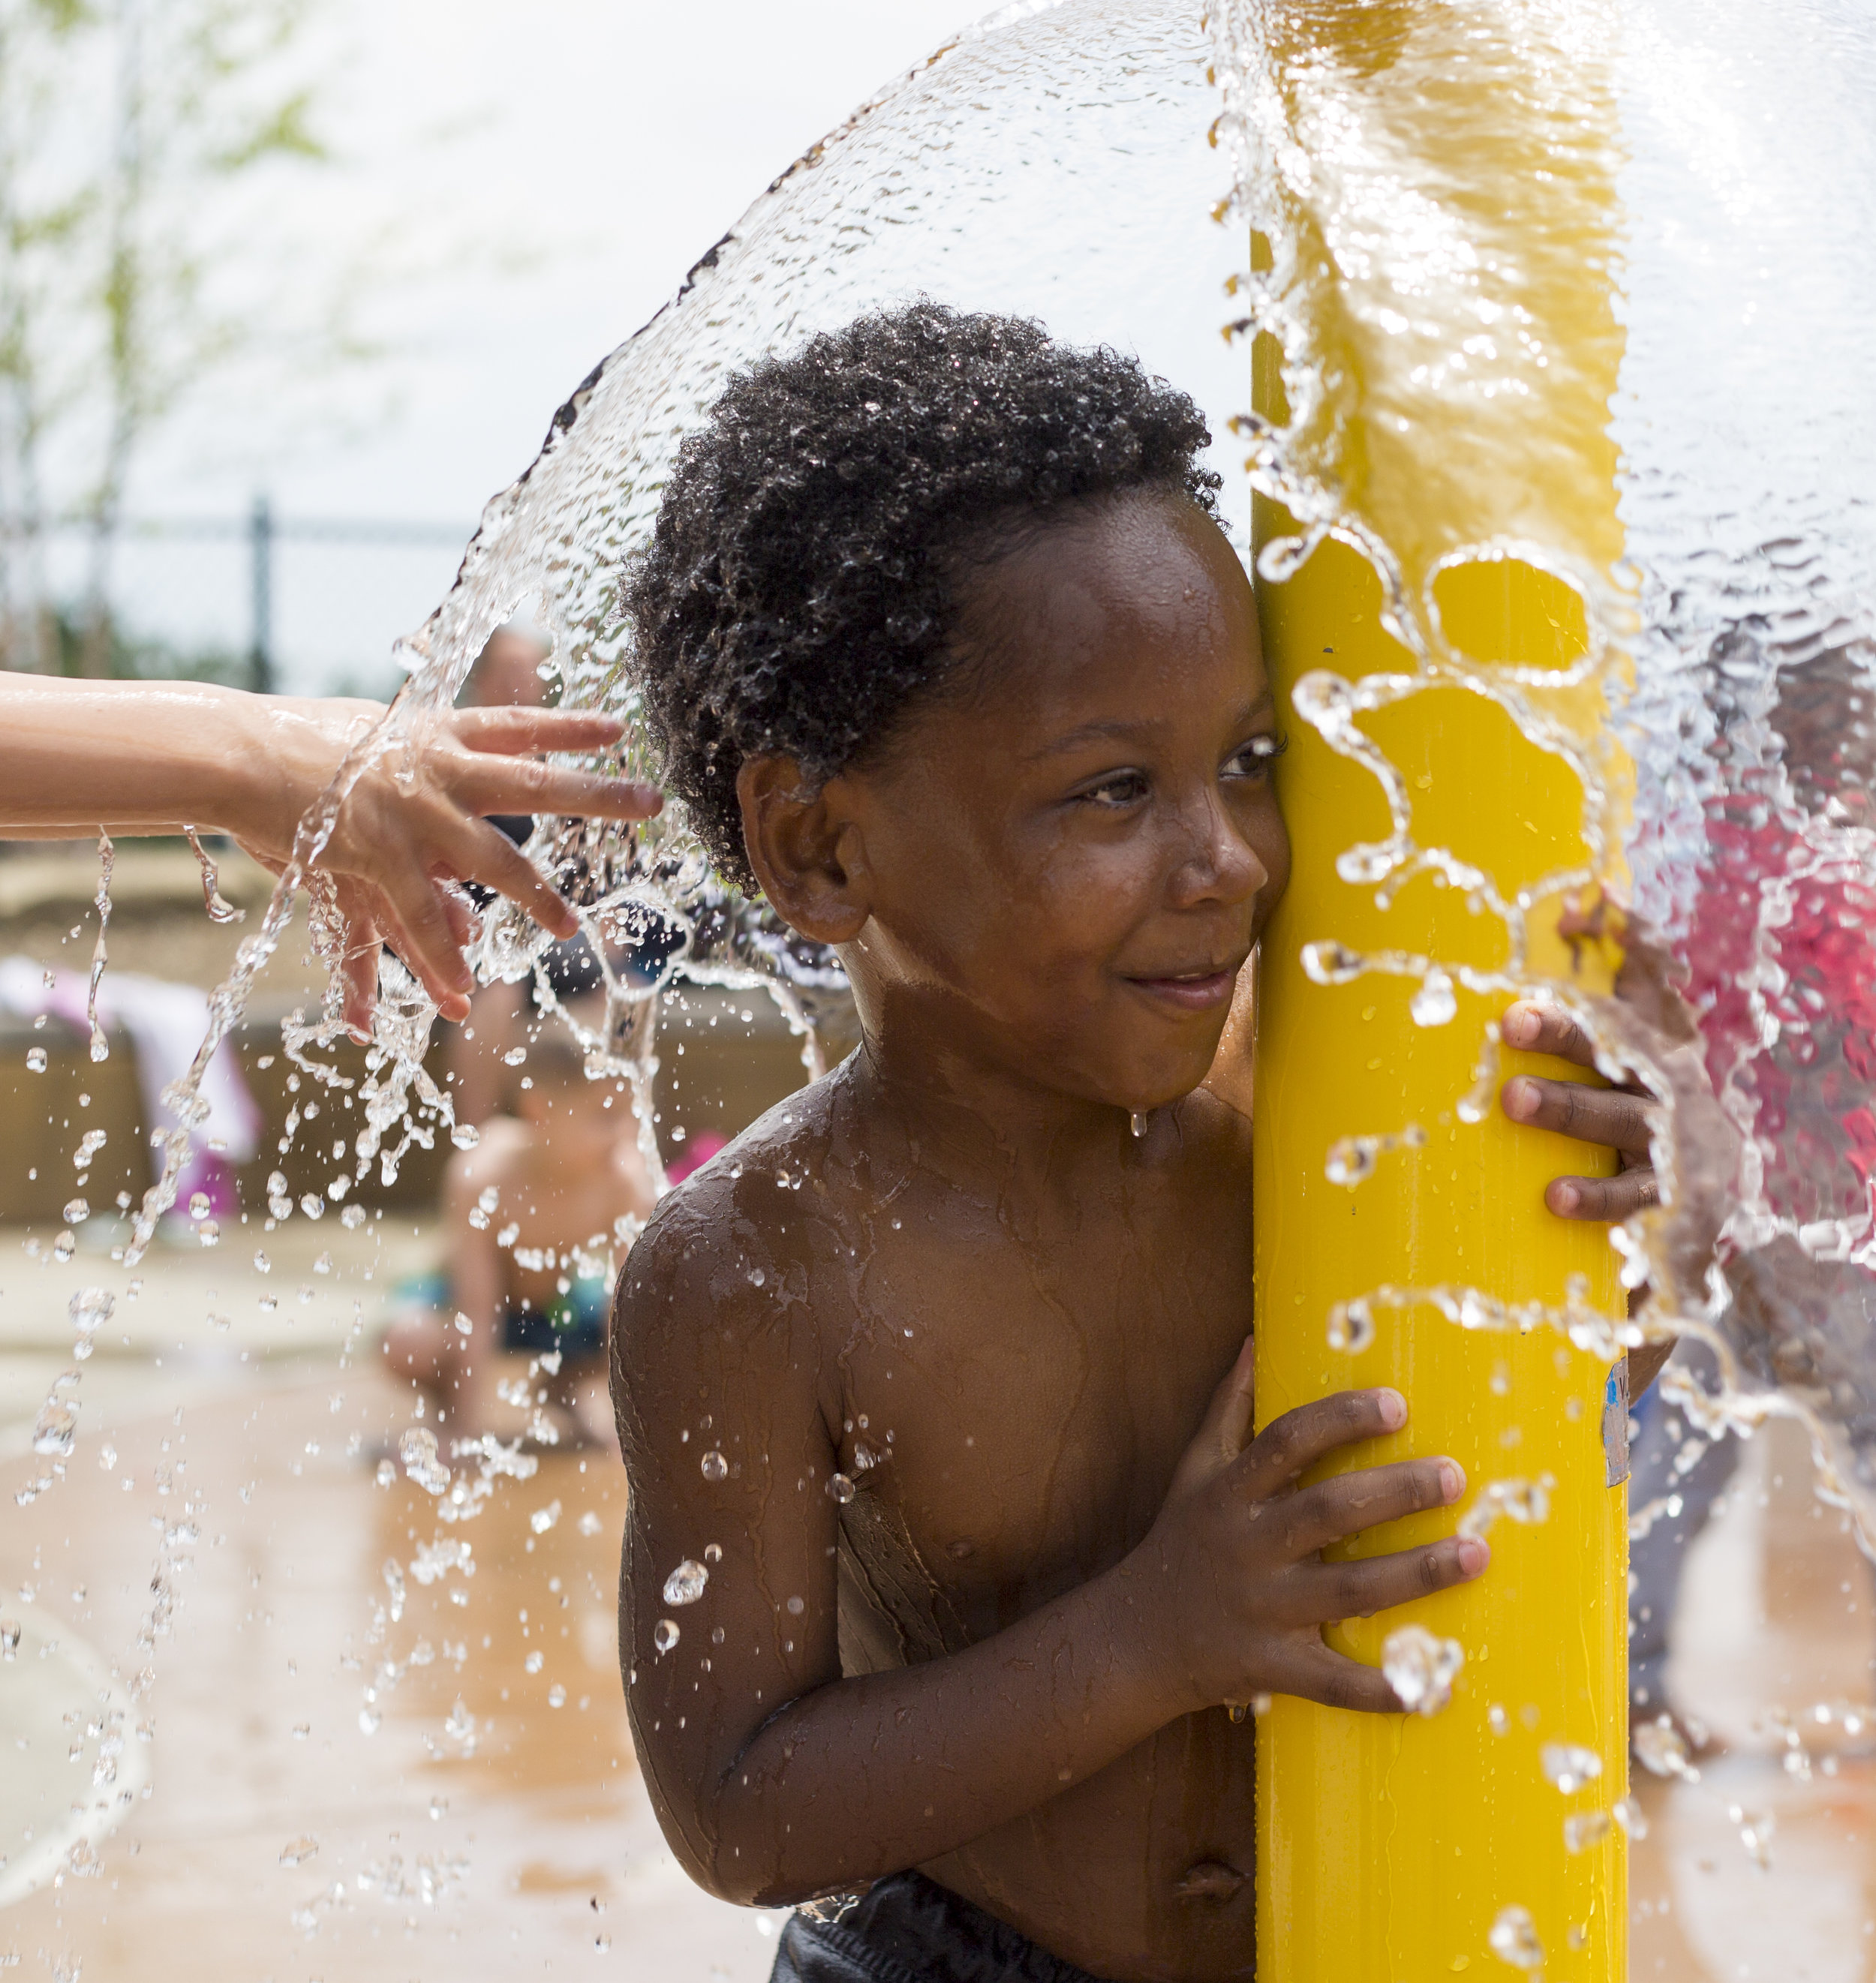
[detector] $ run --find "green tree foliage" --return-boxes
[0,0,344,675]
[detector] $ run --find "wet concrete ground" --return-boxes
[1,1218,1870,1979]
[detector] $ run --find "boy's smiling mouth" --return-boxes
[1123,963,1243,1013]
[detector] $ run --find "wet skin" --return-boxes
[612,493,1658,1982]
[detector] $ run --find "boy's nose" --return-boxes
[1168,795,1267,908]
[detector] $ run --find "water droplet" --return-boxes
[826,1473,857,1504]
[358,1707,380,1735]
[341,1204,366,1230]
[504,1047,527,1066]
[1129,1110,1148,1138]
[451,1123,481,1149]
[198,1217,219,1247]
[699,1449,728,1483]
[525,1650,544,1674]
[663,1560,708,1606]
[253,1251,271,1273]
[1563,1809,1612,1852]
[703,1542,722,1564]
[1381,1623,1463,1716]
[74,1129,107,1167]
[398,1426,450,1496]
[63,1197,90,1225]
[1633,1714,1700,1781]
[1727,1802,1775,1870]
[785,1594,805,1616]
[26,1047,46,1072]
[1488,1904,1544,1970]
[1300,939,1366,985]
[653,1618,679,1654]
[68,1288,113,1359]
[279,1835,319,1866]
[1409,968,1457,1027]
[1458,1475,1553,1541]
[1540,1741,1603,1795]
[1613,1795,1648,1839]
[1324,1138,1377,1186]
[747,1266,766,1287]
[1325,1299,1375,1353]
[188,1191,212,1221]
[32,1398,78,1458]
[0,1619,18,1659]
[52,1230,76,1263]
[530,1499,561,1534]
[577,1510,603,1537]
[454,1311,475,1337]
[1488,1704,1510,1736]
[299,1194,324,1221]
[548,1684,566,1708]
[374,1459,397,1489]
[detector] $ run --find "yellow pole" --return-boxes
[1247,9,1633,1978]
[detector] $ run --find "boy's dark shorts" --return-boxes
[770,1871,1115,1983]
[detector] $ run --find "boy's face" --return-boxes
[833,492,1288,1112]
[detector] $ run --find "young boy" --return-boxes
[386,1012,655,1447]
[611,304,1658,1982]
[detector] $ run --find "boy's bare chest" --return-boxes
[816,1191,1252,1637]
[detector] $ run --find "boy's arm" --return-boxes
[612,1197,1484,1908]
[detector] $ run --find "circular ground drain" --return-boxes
[0,1604,149,1907]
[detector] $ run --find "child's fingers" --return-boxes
[1234,1388,1406,1501]
[1502,999,1599,1067]
[1168,1337,1258,1495]
[1279,1644,1421,1715]
[1545,1170,1660,1221]
[1276,1457,1465,1561]
[1501,1072,1654,1155]
[1299,1533,1490,1624]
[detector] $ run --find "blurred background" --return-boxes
[0,0,967,698]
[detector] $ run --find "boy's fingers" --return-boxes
[1546,1170,1661,1221]
[1501,1073,1654,1154]
[1235,1389,1405,1501]
[1167,1336,1258,1497]
[1280,1645,1412,1716]
[1502,999,1598,1067]
[1279,1458,1465,1559]
[1304,1534,1490,1623]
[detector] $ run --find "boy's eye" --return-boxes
[1076,770,1150,809]
[1225,732,1288,781]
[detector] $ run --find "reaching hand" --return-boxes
[1131,1339,1487,1715]
[233,699,663,1034]
[1498,1000,1659,1221]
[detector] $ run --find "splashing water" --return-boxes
[86,829,112,1063]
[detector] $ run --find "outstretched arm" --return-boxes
[612,1203,1485,1908]
[0,674,661,1029]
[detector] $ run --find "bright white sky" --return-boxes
[110,0,975,695]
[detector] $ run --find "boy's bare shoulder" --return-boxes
[612,1072,846,1368]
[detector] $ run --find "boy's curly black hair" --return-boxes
[626,300,1220,890]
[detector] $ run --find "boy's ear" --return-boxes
[737,754,872,943]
